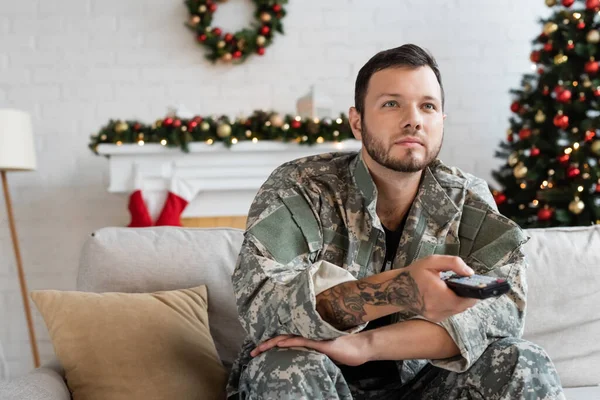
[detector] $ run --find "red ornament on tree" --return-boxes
[233,50,242,59]
[530,51,541,63]
[133,123,142,131]
[557,89,572,103]
[562,0,575,6]
[567,42,575,51]
[586,0,600,9]
[531,147,541,156]
[567,167,581,178]
[208,3,217,12]
[224,33,234,42]
[585,60,599,75]
[543,42,553,52]
[192,116,203,124]
[596,184,600,193]
[543,87,550,95]
[578,21,586,30]
[260,26,271,35]
[510,101,521,113]
[553,113,569,129]
[163,117,174,126]
[212,27,222,36]
[273,4,282,12]
[197,34,207,42]
[494,192,507,206]
[519,128,532,140]
[594,87,600,97]
[537,207,554,222]
[291,120,302,129]
[188,121,198,130]
[257,47,265,56]
[558,154,570,164]
[172,119,182,128]
[585,130,596,141]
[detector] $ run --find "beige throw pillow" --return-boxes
[31,286,227,400]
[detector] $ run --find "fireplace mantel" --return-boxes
[97,140,362,219]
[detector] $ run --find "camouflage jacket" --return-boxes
[227,151,529,395]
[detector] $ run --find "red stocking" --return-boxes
[154,177,202,226]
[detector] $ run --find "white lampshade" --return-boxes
[0,109,37,171]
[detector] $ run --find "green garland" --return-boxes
[184,0,287,64]
[89,110,355,155]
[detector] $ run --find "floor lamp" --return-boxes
[0,109,39,368]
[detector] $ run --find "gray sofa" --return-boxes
[1,225,599,399]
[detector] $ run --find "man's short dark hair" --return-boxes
[354,44,444,114]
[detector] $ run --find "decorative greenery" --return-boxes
[492,0,600,228]
[184,0,287,64]
[89,110,355,155]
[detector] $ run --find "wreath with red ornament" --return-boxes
[184,0,287,64]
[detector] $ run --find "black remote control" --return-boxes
[440,272,511,299]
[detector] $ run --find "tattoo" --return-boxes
[316,271,424,330]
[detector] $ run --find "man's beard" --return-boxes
[361,120,442,173]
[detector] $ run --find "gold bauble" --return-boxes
[190,15,201,26]
[535,110,547,123]
[237,39,246,50]
[260,12,272,23]
[114,121,129,133]
[588,30,600,44]
[543,22,559,35]
[216,123,232,138]
[545,0,557,6]
[256,35,267,46]
[584,78,593,88]
[200,121,210,131]
[269,113,285,128]
[591,140,600,155]
[569,197,585,215]
[508,152,520,167]
[217,41,226,49]
[513,162,528,179]
[222,53,232,62]
[198,5,207,13]
[554,53,568,65]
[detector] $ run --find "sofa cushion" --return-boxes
[77,227,246,370]
[31,285,227,400]
[522,225,600,388]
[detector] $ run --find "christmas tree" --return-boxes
[492,0,600,228]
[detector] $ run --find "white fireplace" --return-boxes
[97,140,362,221]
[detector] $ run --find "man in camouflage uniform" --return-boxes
[227,44,565,399]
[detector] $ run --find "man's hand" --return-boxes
[250,334,371,367]
[316,255,479,330]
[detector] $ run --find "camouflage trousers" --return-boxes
[235,337,565,400]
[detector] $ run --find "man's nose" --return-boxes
[403,105,423,130]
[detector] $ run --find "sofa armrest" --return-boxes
[0,360,70,400]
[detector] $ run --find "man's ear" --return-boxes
[349,107,362,140]
[443,113,447,120]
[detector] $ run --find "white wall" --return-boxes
[0,0,548,377]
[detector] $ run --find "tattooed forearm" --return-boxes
[316,271,424,330]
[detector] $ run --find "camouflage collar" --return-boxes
[351,152,459,229]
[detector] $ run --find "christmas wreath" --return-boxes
[184,0,287,63]
[89,110,355,154]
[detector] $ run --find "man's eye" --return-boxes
[424,103,436,110]
[383,101,398,107]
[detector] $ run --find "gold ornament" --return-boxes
[543,22,559,35]
[545,0,557,6]
[216,122,232,138]
[513,162,528,179]
[269,113,285,128]
[198,5,207,13]
[569,197,585,214]
[584,78,592,88]
[237,39,246,50]
[222,53,232,62]
[256,35,267,46]
[554,53,568,65]
[591,140,600,155]
[217,41,226,49]
[260,12,272,23]
[114,121,129,133]
[200,121,210,131]
[588,30,600,44]
[535,110,547,123]
[508,152,520,167]
[524,83,532,92]
[190,15,201,26]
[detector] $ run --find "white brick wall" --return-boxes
[0,0,549,377]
